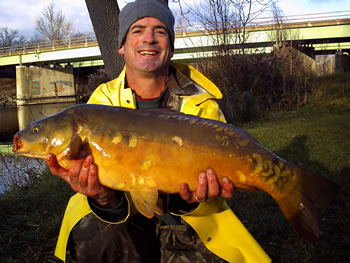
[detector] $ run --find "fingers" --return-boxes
[195,169,220,203]
[179,169,219,204]
[179,183,193,203]
[221,177,235,198]
[179,168,235,204]
[46,154,68,181]
[46,153,117,207]
[78,155,94,189]
[87,162,103,196]
[195,171,208,202]
[69,155,97,195]
[206,168,220,202]
[47,153,103,196]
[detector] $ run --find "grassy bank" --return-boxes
[0,97,349,262]
[0,144,14,155]
[0,166,73,262]
[231,97,350,262]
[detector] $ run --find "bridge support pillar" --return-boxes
[16,65,76,106]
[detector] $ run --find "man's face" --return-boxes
[118,17,173,75]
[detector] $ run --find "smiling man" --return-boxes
[119,17,173,84]
[48,0,270,262]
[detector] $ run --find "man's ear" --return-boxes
[118,46,124,55]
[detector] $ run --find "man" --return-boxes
[48,0,270,262]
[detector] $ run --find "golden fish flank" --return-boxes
[12,104,340,244]
[235,171,247,183]
[141,160,152,172]
[137,176,145,185]
[215,126,224,132]
[130,172,136,185]
[128,135,138,148]
[76,124,83,134]
[246,153,295,189]
[172,136,183,147]
[112,132,123,144]
[239,139,249,147]
[216,134,230,147]
[247,153,263,175]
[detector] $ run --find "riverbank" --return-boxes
[0,95,349,262]
[0,144,13,155]
[0,78,16,106]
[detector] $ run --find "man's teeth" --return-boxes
[140,51,157,55]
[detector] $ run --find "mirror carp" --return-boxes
[12,104,339,243]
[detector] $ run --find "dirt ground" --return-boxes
[0,78,16,106]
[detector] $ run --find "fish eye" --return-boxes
[32,127,39,133]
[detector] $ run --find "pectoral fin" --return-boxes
[66,134,83,159]
[129,187,163,218]
[56,134,82,169]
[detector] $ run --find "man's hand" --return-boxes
[46,154,119,208]
[179,168,234,204]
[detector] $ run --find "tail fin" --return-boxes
[276,168,340,243]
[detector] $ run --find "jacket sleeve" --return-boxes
[197,99,227,123]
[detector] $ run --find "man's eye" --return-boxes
[156,30,167,36]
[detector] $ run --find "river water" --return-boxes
[0,102,76,193]
[0,102,76,142]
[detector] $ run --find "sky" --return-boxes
[0,0,349,39]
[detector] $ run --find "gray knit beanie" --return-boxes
[118,0,175,51]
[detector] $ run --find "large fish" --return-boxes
[12,104,339,243]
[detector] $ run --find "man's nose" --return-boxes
[143,30,157,43]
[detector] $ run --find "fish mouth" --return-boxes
[12,134,23,153]
[12,134,47,159]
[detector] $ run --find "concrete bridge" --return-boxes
[0,11,350,68]
[1,11,350,106]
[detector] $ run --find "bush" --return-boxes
[194,54,349,124]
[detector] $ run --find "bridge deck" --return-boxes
[0,12,349,67]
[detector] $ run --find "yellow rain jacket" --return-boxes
[54,61,271,263]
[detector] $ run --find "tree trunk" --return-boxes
[85,0,124,80]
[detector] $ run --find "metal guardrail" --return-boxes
[0,34,98,57]
[0,10,349,58]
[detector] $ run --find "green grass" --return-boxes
[0,144,14,155]
[0,169,74,262]
[0,96,349,262]
[230,97,350,262]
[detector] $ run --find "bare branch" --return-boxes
[0,27,26,47]
[35,1,73,41]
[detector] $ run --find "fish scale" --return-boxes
[12,104,340,244]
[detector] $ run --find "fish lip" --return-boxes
[12,134,22,152]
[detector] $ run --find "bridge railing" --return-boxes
[175,10,350,32]
[0,34,98,57]
[0,10,349,58]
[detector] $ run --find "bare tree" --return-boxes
[35,1,73,41]
[180,0,277,55]
[0,27,26,47]
[85,0,124,80]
